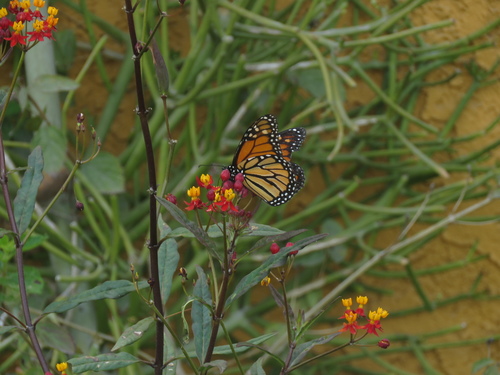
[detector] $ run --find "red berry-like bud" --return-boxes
[222,180,234,190]
[378,339,390,349]
[220,169,231,182]
[235,173,244,182]
[234,180,243,192]
[286,242,298,255]
[240,186,249,198]
[270,243,280,254]
[206,189,216,201]
[76,113,85,123]
[165,193,177,205]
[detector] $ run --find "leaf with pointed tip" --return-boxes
[243,229,307,257]
[43,280,148,314]
[200,360,227,374]
[157,196,220,261]
[225,234,327,308]
[192,266,212,363]
[14,146,44,235]
[112,317,154,351]
[290,332,341,367]
[68,352,140,373]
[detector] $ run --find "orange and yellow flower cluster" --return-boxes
[182,170,248,213]
[0,0,59,50]
[339,296,389,338]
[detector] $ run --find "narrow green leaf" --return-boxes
[14,146,44,235]
[159,217,180,302]
[43,280,148,314]
[157,196,220,261]
[31,126,66,173]
[290,332,341,367]
[169,223,283,239]
[111,317,154,351]
[186,332,277,358]
[80,152,125,194]
[226,234,327,307]
[192,266,212,364]
[244,229,307,256]
[68,352,140,373]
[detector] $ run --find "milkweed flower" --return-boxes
[0,1,59,52]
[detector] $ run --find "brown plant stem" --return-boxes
[0,131,49,372]
[123,1,164,373]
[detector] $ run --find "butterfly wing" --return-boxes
[231,114,282,166]
[229,114,306,206]
[277,127,306,162]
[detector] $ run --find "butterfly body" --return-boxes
[228,114,306,206]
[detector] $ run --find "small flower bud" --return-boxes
[130,264,135,273]
[220,169,231,182]
[178,267,188,280]
[270,243,280,254]
[234,180,243,192]
[286,242,298,255]
[206,189,216,201]
[240,186,249,198]
[222,180,234,190]
[235,173,244,182]
[165,193,177,205]
[76,113,85,123]
[75,201,84,211]
[378,339,390,349]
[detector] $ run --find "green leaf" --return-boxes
[215,333,276,355]
[80,152,125,194]
[192,266,212,364]
[31,126,66,174]
[471,358,496,373]
[68,352,140,373]
[169,223,283,239]
[200,360,227,374]
[23,233,47,251]
[157,196,220,261]
[290,332,341,367]
[14,146,44,235]
[43,280,148,314]
[0,228,15,239]
[249,359,267,375]
[37,319,76,354]
[111,317,154,351]
[0,326,21,335]
[159,217,180,302]
[33,74,79,93]
[0,266,44,295]
[226,234,327,307]
[243,229,307,257]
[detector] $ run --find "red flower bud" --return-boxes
[270,243,280,254]
[222,180,234,190]
[165,193,177,205]
[235,173,244,182]
[220,169,231,182]
[286,242,298,255]
[206,189,216,201]
[234,180,243,192]
[378,339,390,349]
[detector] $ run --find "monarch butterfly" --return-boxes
[228,114,306,206]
